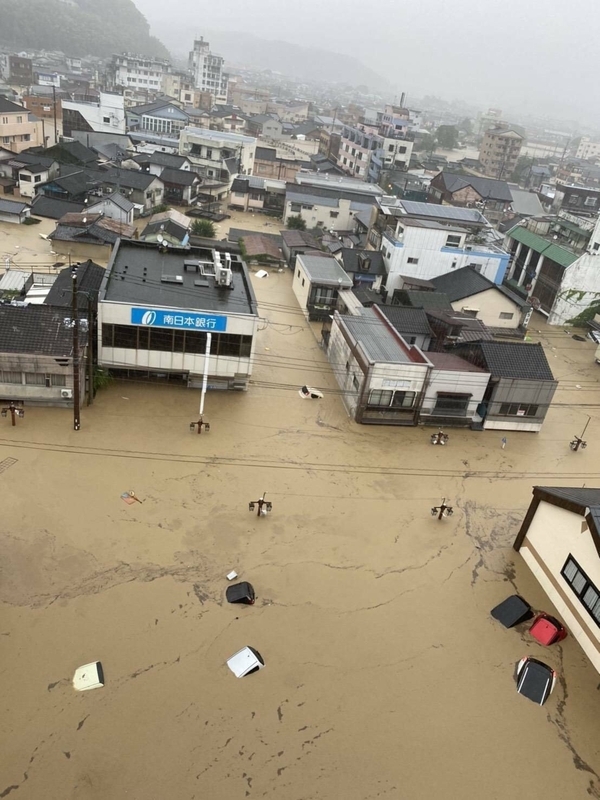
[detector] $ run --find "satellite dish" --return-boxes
[157,234,164,244]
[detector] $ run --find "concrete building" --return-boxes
[377,200,509,296]
[0,198,30,224]
[337,119,414,183]
[229,176,286,215]
[179,126,256,183]
[108,53,172,93]
[22,92,63,146]
[0,97,44,153]
[284,172,383,232]
[292,254,352,321]
[576,137,600,162]
[0,304,87,407]
[428,172,513,224]
[189,38,229,105]
[246,115,283,139]
[479,127,524,179]
[61,93,126,138]
[253,146,308,181]
[514,486,600,674]
[504,214,600,324]
[98,239,259,390]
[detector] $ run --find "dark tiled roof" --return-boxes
[0,97,27,114]
[377,305,433,336]
[228,228,283,248]
[397,290,453,310]
[280,229,321,249]
[141,219,188,241]
[339,248,385,276]
[103,167,159,191]
[0,199,28,214]
[427,352,487,372]
[44,261,104,309]
[478,341,555,380]
[160,167,199,186]
[241,234,283,260]
[434,171,513,202]
[230,177,249,193]
[31,195,85,219]
[134,152,188,170]
[430,267,527,308]
[0,304,87,355]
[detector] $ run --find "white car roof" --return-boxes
[226,646,263,678]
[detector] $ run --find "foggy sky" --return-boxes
[133,0,599,127]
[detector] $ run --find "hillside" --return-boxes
[0,0,170,59]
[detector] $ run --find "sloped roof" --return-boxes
[0,199,28,214]
[89,192,134,213]
[134,152,188,169]
[507,225,578,268]
[0,96,27,114]
[31,195,85,219]
[44,261,104,309]
[477,341,555,380]
[514,486,600,554]
[339,248,385,276]
[280,229,321,249]
[398,290,453,310]
[430,266,525,307]
[376,305,433,335]
[0,304,87,355]
[509,188,545,217]
[435,171,512,202]
[298,254,352,287]
[160,167,199,186]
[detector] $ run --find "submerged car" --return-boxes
[226,646,265,678]
[516,657,557,705]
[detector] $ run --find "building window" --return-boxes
[433,392,471,416]
[330,211,339,218]
[16,116,22,124]
[407,257,419,264]
[498,403,539,417]
[103,116,111,123]
[302,278,305,287]
[368,390,415,408]
[0,371,22,384]
[499,312,514,320]
[585,196,598,207]
[290,203,302,213]
[103,324,252,358]
[20,174,32,181]
[312,287,335,306]
[388,144,394,152]
[445,235,462,248]
[562,556,600,627]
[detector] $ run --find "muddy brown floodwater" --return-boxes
[2,268,600,800]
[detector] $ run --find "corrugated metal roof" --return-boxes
[507,225,578,268]
[0,270,29,292]
[342,311,411,363]
[298,255,352,287]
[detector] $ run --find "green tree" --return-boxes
[435,125,459,150]
[191,219,216,238]
[415,133,436,154]
[459,117,473,135]
[287,215,306,231]
[510,156,535,184]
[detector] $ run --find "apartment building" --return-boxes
[179,126,256,183]
[189,38,229,105]
[576,137,600,162]
[61,92,126,137]
[337,119,414,183]
[108,53,172,93]
[0,97,44,154]
[479,127,524,179]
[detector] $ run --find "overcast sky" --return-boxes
[133,0,598,126]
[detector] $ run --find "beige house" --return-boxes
[430,266,529,330]
[514,487,600,673]
[0,97,43,154]
[479,127,524,179]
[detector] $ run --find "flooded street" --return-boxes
[2,267,600,799]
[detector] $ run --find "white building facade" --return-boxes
[109,54,172,92]
[189,38,229,105]
[179,127,256,181]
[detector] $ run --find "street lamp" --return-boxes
[570,416,591,451]
[431,498,453,520]
[249,492,273,517]
[1,401,24,426]
[430,429,449,446]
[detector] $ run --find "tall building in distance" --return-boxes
[189,38,229,105]
[478,126,524,179]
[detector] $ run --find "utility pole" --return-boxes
[431,498,453,520]
[87,294,94,406]
[570,416,591,451]
[72,264,81,431]
[1,401,24,426]
[52,85,58,145]
[249,492,272,517]
[190,331,211,433]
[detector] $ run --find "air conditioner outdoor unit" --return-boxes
[61,389,73,399]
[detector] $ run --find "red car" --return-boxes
[529,613,567,646]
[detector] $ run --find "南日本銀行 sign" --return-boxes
[130,307,227,332]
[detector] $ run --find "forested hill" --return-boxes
[0,0,170,59]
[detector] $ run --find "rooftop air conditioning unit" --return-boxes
[61,389,73,399]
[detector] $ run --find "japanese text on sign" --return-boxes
[130,308,227,332]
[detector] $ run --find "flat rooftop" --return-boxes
[101,240,258,317]
[182,126,257,145]
[341,310,416,364]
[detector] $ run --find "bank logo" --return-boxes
[141,310,157,325]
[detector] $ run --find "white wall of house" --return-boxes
[291,259,312,313]
[18,168,49,197]
[284,196,371,232]
[519,500,600,674]
[548,254,600,325]
[450,288,524,329]
[381,226,505,293]
[62,93,126,134]
[420,367,490,420]
[87,197,134,226]
[98,300,257,380]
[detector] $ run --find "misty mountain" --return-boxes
[0,0,169,59]
[161,27,389,91]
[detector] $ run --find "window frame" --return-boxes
[562,555,600,628]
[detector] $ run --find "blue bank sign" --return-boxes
[130,307,227,332]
